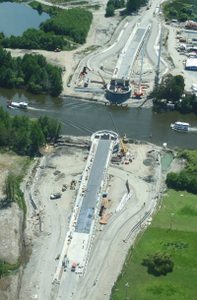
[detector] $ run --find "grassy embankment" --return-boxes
[110,189,197,300]
[0,154,32,277]
[162,0,197,22]
[0,153,32,215]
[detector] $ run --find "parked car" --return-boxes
[50,193,62,200]
[54,48,61,52]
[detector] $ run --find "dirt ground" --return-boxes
[0,154,27,300]
[18,138,168,300]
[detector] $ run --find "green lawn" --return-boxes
[111,190,197,300]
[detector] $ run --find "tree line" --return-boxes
[105,0,148,17]
[0,8,92,50]
[0,107,62,156]
[166,150,197,194]
[0,47,63,96]
[163,0,197,22]
[151,74,197,114]
[0,29,71,52]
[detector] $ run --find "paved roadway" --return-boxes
[115,26,148,80]
[76,139,112,234]
[71,0,167,89]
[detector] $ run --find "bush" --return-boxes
[142,253,174,276]
[0,261,20,278]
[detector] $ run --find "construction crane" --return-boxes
[90,71,107,88]
[98,71,107,88]
[119,138,128,155]
[134,42,145,99]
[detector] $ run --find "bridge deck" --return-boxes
[75,138,112,234]
[114,27,147,80]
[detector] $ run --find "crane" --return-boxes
[134,42,145,99]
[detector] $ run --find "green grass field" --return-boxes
[111,190,197,300]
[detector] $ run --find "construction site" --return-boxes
[18,131,165,300]
[53,130,119,281]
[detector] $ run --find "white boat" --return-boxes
[7,101,28,109]
[170,121,190,132]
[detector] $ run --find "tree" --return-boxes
[29,122,45,155]
[4,173,16,204]
[38,116,62,142]
[105,4,115,17]
[153,74,185,102]
[151,74,188,112]
[49,67,63,96]
[37,3,43,15]
[126,0,139,13]
[142,253,174,276]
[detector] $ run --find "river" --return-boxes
[0,89,197,149]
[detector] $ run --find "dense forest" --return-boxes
[151,74,197,114]
[41,8,93,44]
[166,150,197,194]
[0,107,62,156]
[163,0,197,22]
[0,7,92,50]
[0,47,63,96]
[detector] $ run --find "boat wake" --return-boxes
[28,106,51,112]
[189,127,197,132]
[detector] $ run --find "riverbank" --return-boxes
[2,0,196,106]
[5,2,123,103]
